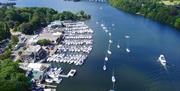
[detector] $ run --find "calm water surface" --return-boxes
[1,0,180,91]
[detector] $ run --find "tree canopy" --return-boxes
[0,59,30,91]
[37,39,51,46]
[0,22,11,41]
[0,7,90,39]
[108,0,180,30]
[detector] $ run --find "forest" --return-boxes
[108,0,180,30]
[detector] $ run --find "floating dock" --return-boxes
[60,69,76,78]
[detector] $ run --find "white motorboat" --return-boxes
[157,55,166,67]
[103,65,107,71]
[112,24,115,27]
[117,44,120,49]
[126,48,130,53]
[105,56,108,61]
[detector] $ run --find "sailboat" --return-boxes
[112,71,116,83]
[109,33,112,36]
[117,44,120,49]
[101,24,104,27]
[125,35,130,39]
[107,50,112,55]
[103,65,107,71]
[102,26,107,30]
[105,56,108,61]
[126,48,130,53]
[109,40,113,44]
[105,29,108,33]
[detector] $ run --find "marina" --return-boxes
[17,20,94,90]
[2,0,180,91]
[47,21,93,65]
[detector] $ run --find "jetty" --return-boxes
[60,69,76,78]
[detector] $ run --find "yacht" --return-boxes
[105,56,108,61]
[103,65,107,71]
[126,48,130,53]
[117,44,120,49]
[157,55,166,67]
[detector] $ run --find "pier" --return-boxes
[37,84,57,88]
[60,69,76,78]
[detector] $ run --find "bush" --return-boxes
[37,39,51,46]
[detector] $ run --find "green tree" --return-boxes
[11,35,19,44]
[0,50,11,60]
[37,39,51,46]
[0,59,30,91]
[175,18,180,29]
[0,22,11,41]
[18,23,33,35]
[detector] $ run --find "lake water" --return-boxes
[1,0,180,91]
